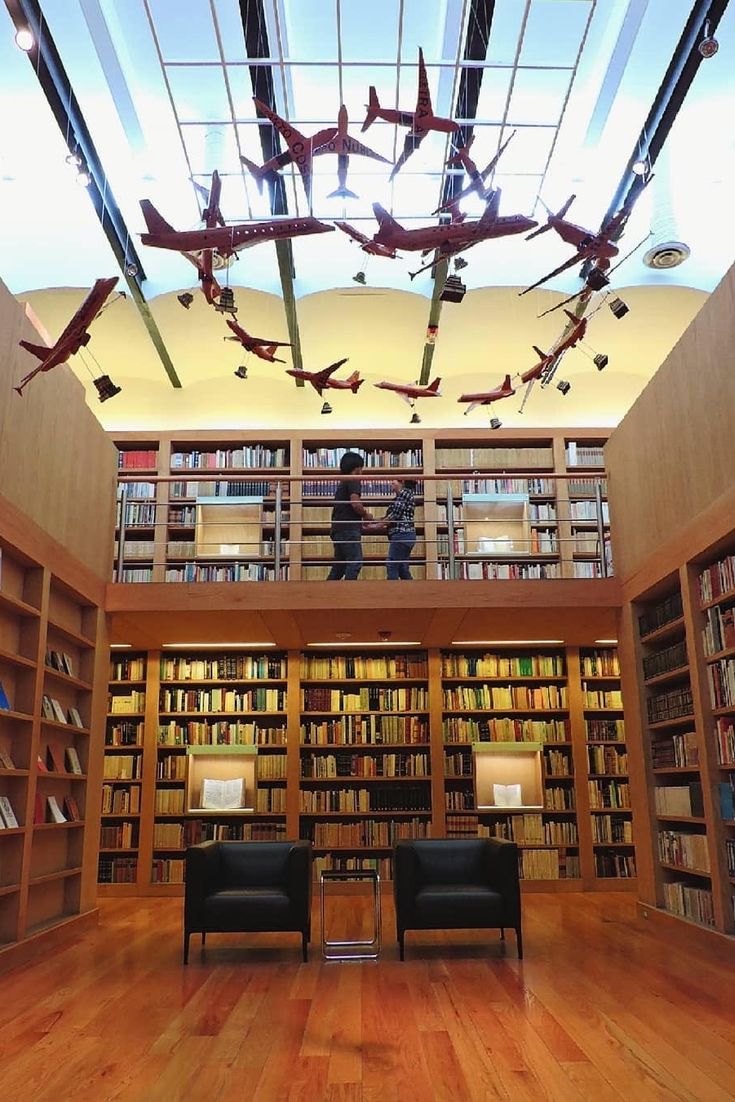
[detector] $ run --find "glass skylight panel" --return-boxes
[167,65,231,123]
[181,124,242,174]
[496,125,557,175]
[520,1,592,68]
[237,122,269,162]
[486,0,528,65]
[493,173,543,215]
[473,67,514,123]
[208,174,250,222]
[282,0,339,60]
[507,68,572,126]
[226,68,260,121]
[148,0,220,61]
[464,124,505,167]
[339,65,397,126]
[390,173,443,219]
[288,65,341,123]
[340,0,400,61]
[400,0,453,62]
[212,0,248,62]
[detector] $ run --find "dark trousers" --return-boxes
[387,530,416,580]
[327,527,363,580]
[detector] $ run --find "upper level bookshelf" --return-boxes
[302,443,423,471]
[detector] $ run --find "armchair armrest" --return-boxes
[185,841,221,929]
[286,841,313,926]
[483,838,521,925]
[393,840,420,928]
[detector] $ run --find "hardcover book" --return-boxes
[65,746,83,775]
[34,793,45,824]
[50,698,68,725]
[0,682,11,711]
[0,795,19,828]
[0,748,16,769]
[63,795,81,822]
[41,695,55,721]
[46,795,67,824]
[47,744,66,774]
[67,707,84,728]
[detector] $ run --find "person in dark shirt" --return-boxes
[367,478,417,580]
[327,451,372,580]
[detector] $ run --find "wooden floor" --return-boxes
[1,892,734,1102]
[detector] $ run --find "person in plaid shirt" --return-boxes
[371,478,417,580]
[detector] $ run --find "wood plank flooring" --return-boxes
[0,891,734,1101]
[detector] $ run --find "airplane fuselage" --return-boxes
[376,214,535,252]
[375,382,440,399]
[141,217,333,257]
[553,221,619,258]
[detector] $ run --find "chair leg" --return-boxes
[302,931,309,963]
[516,926,523,960]
[398,930,405,961]
[183,931,190,965]
[500,927,505,940]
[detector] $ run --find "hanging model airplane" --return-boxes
[457,374,516,415]
[520,195,629,296]
[139,194,333,304]
[435,130,516,214]
[286,358,364,395]
[519,346,557,385]
[224,319,292,363]
[334,221,398,258]
[374,377,442,405]
[318,105,390,198]
[249,100,340,201]
[15,276,119,395]
[362,48,458,180]
[369,192,536,280]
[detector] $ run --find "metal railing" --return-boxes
[113,470,612,583]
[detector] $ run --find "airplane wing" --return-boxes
[413,48,433,134]
[334,221,372,247]
[519,251,586,296]
[389,132,425,181]
[340,135,390,162]
[317,358,349,384]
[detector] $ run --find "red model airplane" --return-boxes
[362,48,458,180]
[317,105,389,198]
[286,358,364,395]
[554,309,588,354]
[369,191,536,279]
[374,376,442,405]
[139,197,333,304]
[225,319,292,363]
[334,221,398,258]
[435,130,516,214]
[458,374,516,414]
[192,169,226,228]
[250,100,339,201]
[520,195,624,296]
[519,346,557,384]
[16,276,118,395]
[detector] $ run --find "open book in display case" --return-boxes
[185,745,258,814]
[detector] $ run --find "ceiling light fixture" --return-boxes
[15,26,34,51]
[594,639,619,645]
[65,151,82,168]
[161,642,276,649]
[631,158,648,176]
[451,639,565,646]
[698,20,719,58]
[109,643,133,649]
[76,170,92,188]
[307,641,422,648]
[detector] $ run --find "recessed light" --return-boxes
[161,642,276,649]
[110,643,132,649]
[15,27,34,51]
[307,641,422,648]
[451,639,565,646]
[594,639,618,645]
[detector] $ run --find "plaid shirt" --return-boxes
[386,488,415,535]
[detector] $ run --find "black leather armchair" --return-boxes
[393,838,522,959]
[184,840,313,964]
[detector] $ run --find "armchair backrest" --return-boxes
[412,839,487,885]
[220,842,293,889]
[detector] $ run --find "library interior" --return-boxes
[2,1,735,1099]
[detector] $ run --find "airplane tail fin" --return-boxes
[563,309,579,323]
[373,203,401,237]
[446,137,474,167]
[328,185,359,200]
[18,339,49,361]
[240,156,267,194]
[526,194,575,240]
[428,378,441,393]
[532,346,547,360]
[139,199,176,236]
[502,374,512,391]
[362,87,380,132]
[347,371,363,393]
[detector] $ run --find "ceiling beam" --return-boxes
[418,0,495,385]
[239,0,305,381]
[4,0,182,388]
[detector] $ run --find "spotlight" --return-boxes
[14,27,34,51]
[234,365,248,380]
[557,380,571,396]
[454,257,468,271]
[65,151,82,168]
[378,630,392,642]
[76,170,91,188]
[440,274,466,303]
[125,263,138,278]
[410,412,421,425]
[92,374,121,402]
[214,287,237,315]
[321,401,333,415]
[594,354,609,371]
[352,270,366,285]
[489,417,502,430]
[587,267,610,291]
[698,20,719,58]
[608,296,629,320]
[631,159,648,176]
[177,292,194,310]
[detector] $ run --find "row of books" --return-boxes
[301,716,428,745]
[445,789,474,811]
[0,795,20,828]
[585,718,625,741]
[159,687,286,713]
[639,591,684,638]
[658,830,711,871]
[441,653,565,678]
[301,654,428,679]
[305,818,429,846]
[706,657,735,710]
[518,849,580,879]
[257,755,288,780]
[38,744,83,774]
[443,717,571,743]
[120,568,153,583]
[255,789,286,813]
[157,721,286,746]
[715,717,735,766]
[443,532,559,556]
[588,779,630,809]
[118,448,157,469]
[154,789,185,814]
[701,605,735,657]
[545,749,573,776]
[435,446,554,470]
[171,479,276,498]
[587,746,628,774]
[301,686,429,712]
[568,500,610,522]
[302,447,422,469]
[654,781,704,818]
[300,752,430,778]
[719,778,735,819]
[110,657,146,681]
[443,685,567,710]
[300,479,402,498]
[647,685,693,725]
[98,857,138,883]
[479,815,578,845]
[300,787,430,813]
[171,447,288,469]
[582,689,623,709]
[109,692,145,714]
[441,562,561,580]
[651,731,699,768]
[160,655,286,681]
[45,649,76,677]
[105,722,143,747]
[168,506,196,526]
[663,881,714,926]
[35,794,81,824]
[119,481,156,500]
[595,853,636,877]
[641,639,688,681]
[592,815,634,843]
[103,755,142,780]
[119,501,156,527]
[100,822,137,849]
[164,564,283,583]
[440,503,558,523]
[102,783,140,815]
[444,750,472,777]
[698,552,735,605]
[156,754,187,780]
[313,854,392,878]
[42,696,85,728]
[565,443,605,467]
[580,650,620,677]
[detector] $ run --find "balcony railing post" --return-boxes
[116,484,128,583]
[595,480,608,578]
[446,483,457,580]
[274,480,283,579]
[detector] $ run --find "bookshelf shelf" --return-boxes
[0,590,40,618]
[33,821,86,831]
[639,616,686,646]
[29,866,83,885]
[44,667,92,691]
[0,708,33,723]
[0,827,25,837]
[659,861,712,879]
[46,620,94,649]
[644,665,691,688]
[648,716,695,731]
[0,647,36,669]
[40,719,91,736]
[36,772,88,782]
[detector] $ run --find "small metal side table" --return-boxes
[319,869,382,961]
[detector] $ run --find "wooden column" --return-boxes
[566,646,595,886]
[427,648,446,838]
[286,649,301,840]
[137,649,160,890]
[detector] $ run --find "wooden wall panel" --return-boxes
[0,278,117,581]
[606,263,735,583]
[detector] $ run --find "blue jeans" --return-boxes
[327,527,363,580]
[387,530,416,580]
